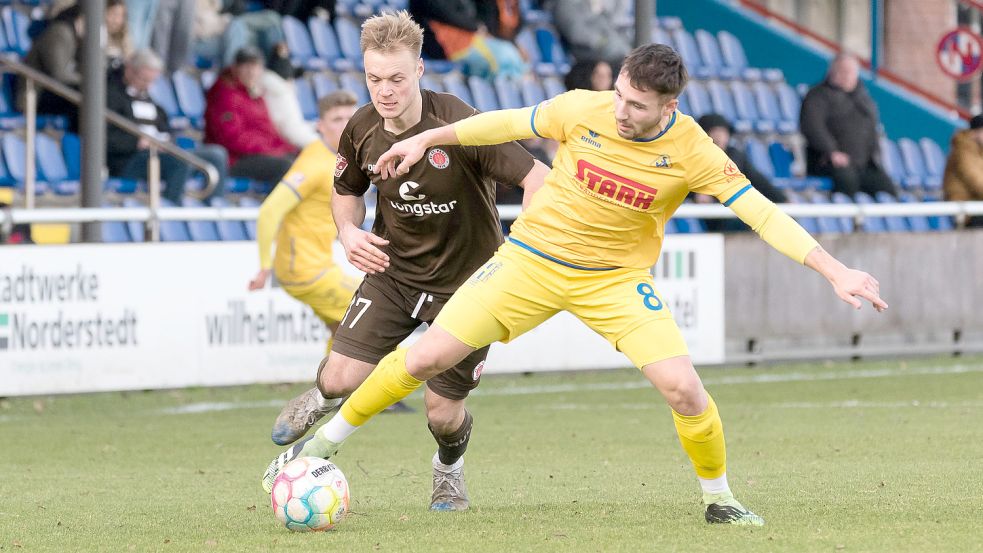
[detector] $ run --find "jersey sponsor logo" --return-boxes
[722,160,744,183]
[334,155,348,178]
[391,180,459,216]
[398,181,426,201]
[472,360,485,381]
[428,148,450,169]
[575,159,657,211]
[580,131,602,149]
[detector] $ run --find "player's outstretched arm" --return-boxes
[375,125,460,179]
[519,159,550,211]
[249,183,302,290]
[803,246,888,311]
[332,190,390,274]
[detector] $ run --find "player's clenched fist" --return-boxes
[339,223,390,274]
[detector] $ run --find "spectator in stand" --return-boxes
[205,47,298,186]
[106,50,228,203]
[151,0,195,74]
[264,0,335,22]
[563,59,613,91]
[943,114,983,228]
[693,113,787,232]
[476,0,523,42]
[17,5,83,132]
[800,53,897,198]
[106,0,134,70]
[409,1,527,79]
[546,0,631,68]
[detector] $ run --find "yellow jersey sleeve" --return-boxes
[281,143,332,199]
[685,132,753,202]
[727,187,819,264]
[453,90,588,146]
[256,183,301,270]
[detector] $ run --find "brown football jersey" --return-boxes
[334,90,535,294]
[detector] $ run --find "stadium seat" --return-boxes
[149,76,189,130]
[238,196,260,240]
[1,133,47,195]
[694,29,735,79]
[35,133,78,195]
[122,197,146,241]
[294,77,318,121]
[898,137,932,190]
[515,28,553,76]
[520,76,545,106]
[744,137,776,180]
[172,70,206,128]
[897,192,931,232]
[308,16,353,72]
[0,77,25,130]
[873,190,910,232]
[752,82,795,134]
[443,73,474,106]
[675,217,706,233]
[2,7,30,56]
[282,15,327,70]
[312,72,339,98]
[785,190,818,233]
[533,26,571,74]
[809,193,841,234]
[420,74,444,93]
[830,191,855,233]
[716,30,762,80]
[706,81,749,133]
[918,137,945,186]
[200,70,217,91]
[181,197,221,241]
[61,132,138,194]
[651,27,672,48]
[774,83,801,127]
[158,197,192,241]
[209,196,249,241]
[338,72,370,105]
[468,75,499,112]
[878,136,908,190]
[334,17,364,69]
[683,80,711,118]
[494,76,524,109]
[670,29,710,78]
[921,194,955,231]
[730,81,772,133]
[541,76,566,99]
[854,192,888,233]
[100,202,132,242]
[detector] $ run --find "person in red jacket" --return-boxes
[204,46,298,185]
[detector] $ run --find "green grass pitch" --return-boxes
[2,355,982,552]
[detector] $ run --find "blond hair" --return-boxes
[359,10,424,58]
[318,90,359,115]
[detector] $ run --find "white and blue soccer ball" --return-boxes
[271,457,350,532]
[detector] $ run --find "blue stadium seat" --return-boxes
[101,217,132,242]
[830,191,855,233]
[694,29,735,79]
[918,137,945,187]
[209,196,249,241]
[149,76,189,130]
[0,145,14,188]
[158,197,192,241]
[122,197,146,241]
[468,75,499,112]
[854,192,887,232]
[663,218,679,234]
[683,80,711,118]
[494,76,524,109]
[2,7,30,56]
[534,26,571,74]
[443,73,474,106]
[878,136,908,190]
[897,137,931,190]
[671,29,710,78]
[515,28,552,76]
[921,194,955,231]
[181,197,221,241]
[744,137,775,179]
[282,15,327,70]
[784,190,817,233]
[308,16,353,72]
[752,82,795,134]
[338,72,370,105]
[238,196,260,240]
[294,77,318,121]
[0,77,25,130]
[706,81,749,133]
[334,17,364,69]
[1,134,47,195]
[675,217,706,233]
[172,70,206,128]
[774,83,801,126]
[520,76,545,106]
[420,74,444,93]
[716,30,762,80]
[652,27,672,48]
[35,133,77,195]
[312,72,339,97]
[61,132,138,193]
[730,81,772,133]
[809,193,841,234]
[200,70,217,91]
[897,192,931,232]
[541,76,566,99]
[873,190,909,232]
[676,91,690,115]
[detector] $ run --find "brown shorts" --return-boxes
[331,272,490,401]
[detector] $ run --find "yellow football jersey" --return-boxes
[272,140,339,285]
[504,89,750,270]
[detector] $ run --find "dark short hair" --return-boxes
[234,46,264,66]
[620,43,688,98]
[970,114,983,130]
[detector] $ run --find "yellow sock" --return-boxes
[672,393,727,479]
[340,348,422,426]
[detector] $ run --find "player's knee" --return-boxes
[406,346,454,380]
[664,379,706,415]
[425,399,465,435]
[316,361,357,398]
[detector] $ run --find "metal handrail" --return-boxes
[0,57,221,240]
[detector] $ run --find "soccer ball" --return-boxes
[271,457,350,532]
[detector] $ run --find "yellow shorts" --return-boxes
[435,241,689,368]
[281,266,361,325]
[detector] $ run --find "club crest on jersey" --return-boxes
[651,154,672,168]
[472,360,485,381]
[334,155,348,178]
[576,159,657,211]
[428,148,450,169]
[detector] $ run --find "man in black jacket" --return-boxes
[106,49,226,203]
[799,53,897,198]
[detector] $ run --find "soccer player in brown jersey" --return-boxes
[264,11,549,511]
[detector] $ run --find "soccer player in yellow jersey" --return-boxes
[248,91,361,355]
[263,44,889,525]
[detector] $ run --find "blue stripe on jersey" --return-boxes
[530,103,545,138]
[723,183,753,207]
[633,111,677,142]
[508,237,617,271]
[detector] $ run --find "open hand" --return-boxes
[830,268,888,312]
[374,134,429,180]
[340,225,390,274]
